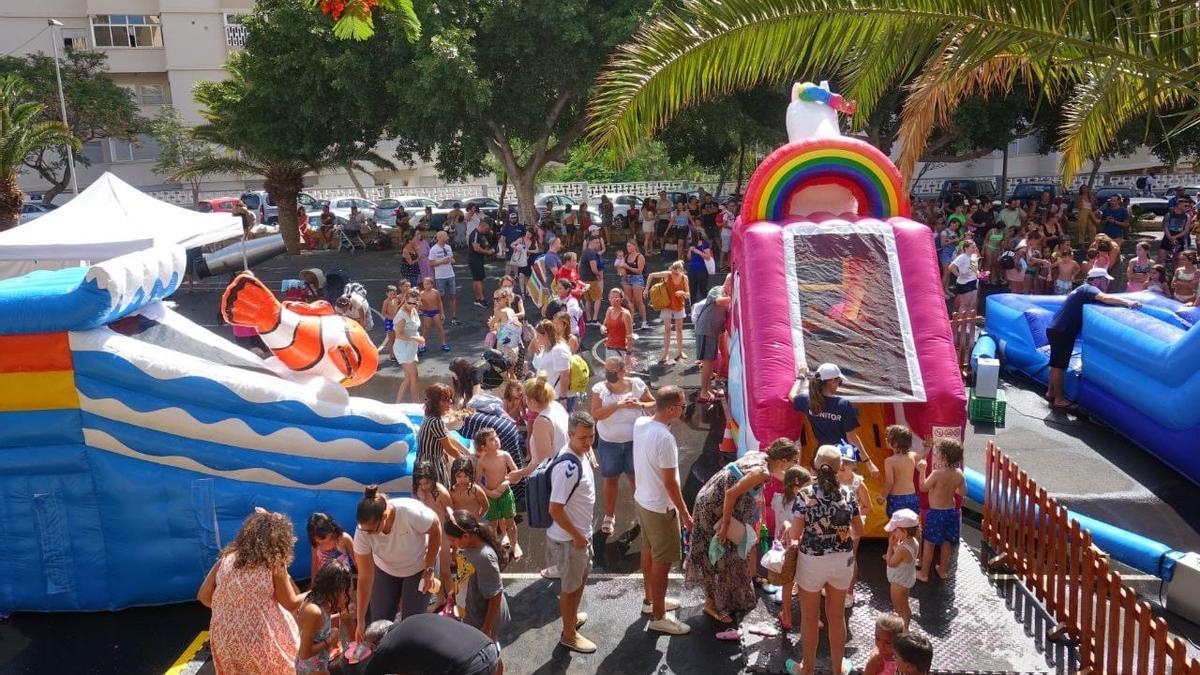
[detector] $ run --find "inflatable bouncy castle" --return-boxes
[726,82,967,536]
[987,292,1200,486]
[0,247,419,611]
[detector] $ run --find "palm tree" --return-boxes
[180,65,393,254]
[587,0,1200,183]
[0,75,78,230]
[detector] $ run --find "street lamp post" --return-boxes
[47,19,80,196]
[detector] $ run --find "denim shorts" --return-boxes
[596,438,635,477]
[435,276,457,296]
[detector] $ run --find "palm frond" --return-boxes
[587,0,1200,182]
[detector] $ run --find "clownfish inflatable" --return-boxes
[221,273,378,387]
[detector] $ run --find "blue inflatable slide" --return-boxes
[0,247,421,611]
[986,291,1200,486]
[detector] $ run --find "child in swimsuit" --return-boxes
[449,456,489,520]
[474,427,522,561]
[380,286,401,356]
[1126,242,1153,292]
[1148,265,1169,295]
[295,561,352,675]
[418,277,448,353]
[1174,252,1198,303]
[1052,241,1079,295]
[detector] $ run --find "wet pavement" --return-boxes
[2,241,1199,673]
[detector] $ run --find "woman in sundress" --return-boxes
[685,439,801,623]
[199,509,302,675]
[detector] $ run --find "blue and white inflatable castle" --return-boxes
[0,246,418,611]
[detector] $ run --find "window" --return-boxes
[138,84,166,105]
[91,15,163,48]
[108,134,161,162]
[62,29,89,50]
[224,14,249,49]
[79,141,105,164]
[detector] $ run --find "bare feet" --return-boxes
[936,565,949,580]
[512,544,524,561]
[915,571,930,583]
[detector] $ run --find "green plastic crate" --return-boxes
[968,387,1006,425]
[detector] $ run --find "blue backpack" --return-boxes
[524,451,584,529]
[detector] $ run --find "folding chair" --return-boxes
[338,226,366,252]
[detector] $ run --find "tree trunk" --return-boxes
[734,139,746,196]
[714,159,730,198]
[190,176,202,206]
[510,166,538,227]
[999,145,1009,201]
[344,163,367,198]
[497,175,508,210]
[41,156,73,204]
[1086,157,1103,189]
[266,166,305,254]
[0,174,23,231]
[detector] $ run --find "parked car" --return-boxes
[1093,187,1169,218]
[533,193,603,224]
[937,179,999,205]
[239,190,320,225]
[1166,185,1200,201]
[1009,182,1074,213]
[373,196,440,227]
[316,196,378,228]
[596,193,643,227]
[195,197,240,214]
[19,203,56,224]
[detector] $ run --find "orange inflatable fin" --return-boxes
[221,273,282,333]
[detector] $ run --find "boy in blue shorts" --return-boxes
[916,438,965,582]
[883,424,920,517]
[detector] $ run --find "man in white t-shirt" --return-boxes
[428,230,459,325]
[631,385,692,635]
[547,411,598,654]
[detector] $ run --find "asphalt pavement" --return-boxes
[2,236,1198,674]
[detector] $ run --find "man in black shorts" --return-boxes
[468,220,497,307]
[1045,267,1141,412]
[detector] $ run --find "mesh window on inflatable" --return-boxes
[782,222,925,402]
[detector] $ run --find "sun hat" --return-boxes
[1087,268,1114,281]
[884,508,919,532]
[816,363,844,381]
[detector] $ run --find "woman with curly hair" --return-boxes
[199,508,303,674]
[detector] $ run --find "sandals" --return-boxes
[1052,401,1082,414]
[703,606,734,624]
[600,515,616,535]
[715,627,741,641]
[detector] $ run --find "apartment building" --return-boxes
[1,1,448,199]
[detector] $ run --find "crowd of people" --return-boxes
[924,183,1197,314]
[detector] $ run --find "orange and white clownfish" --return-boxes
[221,272,378,387]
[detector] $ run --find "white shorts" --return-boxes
[660,308,685,321]
[795,551,855,593]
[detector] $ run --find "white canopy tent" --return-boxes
[0,172,243,279]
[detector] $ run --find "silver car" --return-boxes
[19,203,56,224]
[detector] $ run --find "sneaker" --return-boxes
[641,320,650,329]
[648,615,691,635]
[441,344,451,352]
[473,300,488,308]
[576,611,588,628]
[418,346,428,355]
[641,598,681,614]
[450,318,461,326]
[560,633,597,653]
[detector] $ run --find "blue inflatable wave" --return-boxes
[985,291,1200,486]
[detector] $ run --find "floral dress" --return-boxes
[209,554,299,675]
[685,452,768,616]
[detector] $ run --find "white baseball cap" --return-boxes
[1087,268,1114,281]
[816,363,844,381]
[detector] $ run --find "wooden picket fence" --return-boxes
[982,443,1200,674]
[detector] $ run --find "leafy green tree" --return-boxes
[188,0,398,253]
[148,106,219,206]
[586,0,1200,184]
[0,75,78,230]
[385,0,652,224]
[0,50,144,203]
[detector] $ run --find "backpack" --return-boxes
[648,280,670,311]
[568,353,590,393]
[524,451,584,528]
[1136,175,1147,190]
[691,297,708,326]
[999,250,1016,270]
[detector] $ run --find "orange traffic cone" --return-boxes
[720,422,736,454]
